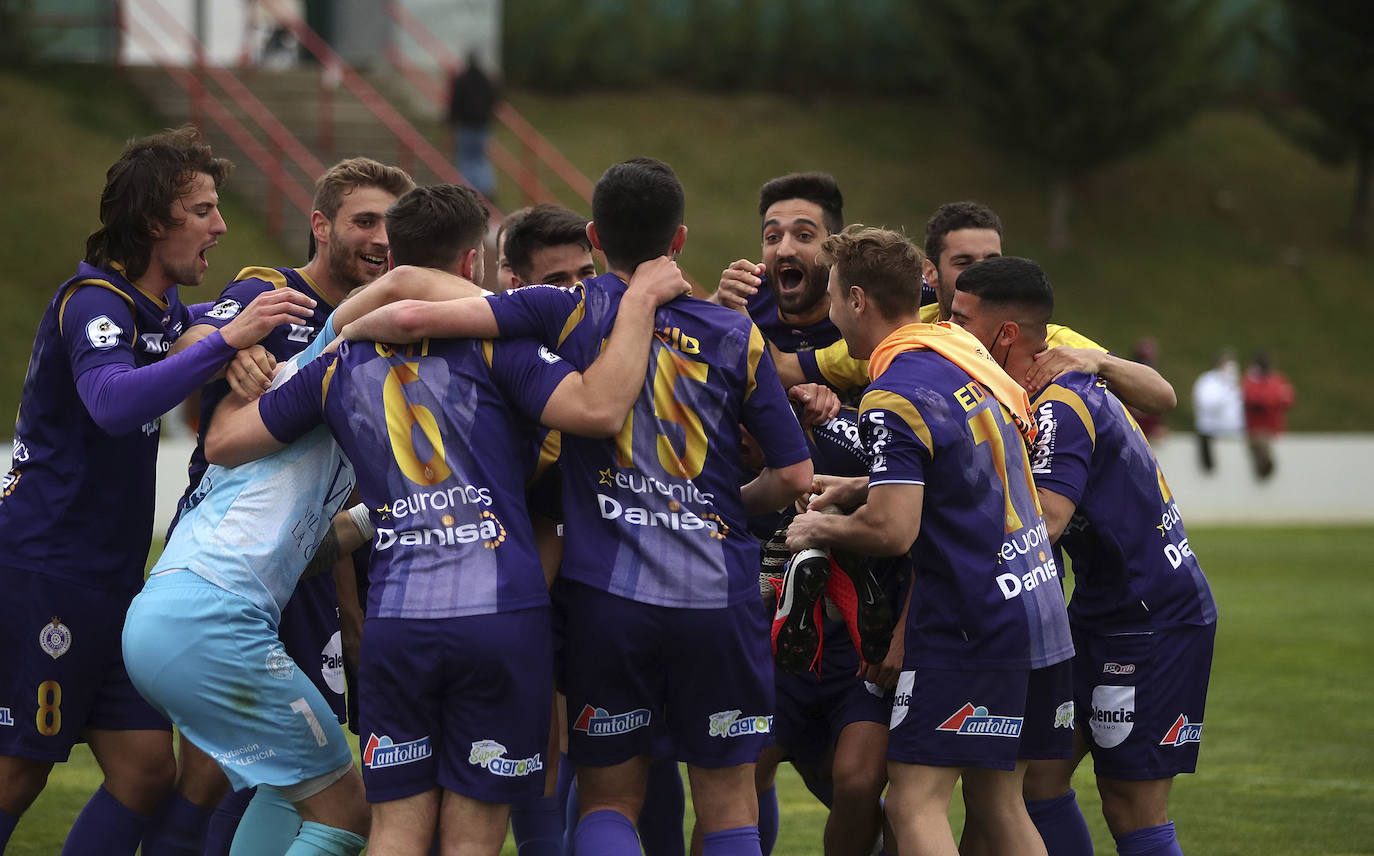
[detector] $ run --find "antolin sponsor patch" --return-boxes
[572,704,651,736]
[1160,715,1203,747]
[936,703,1023,737]
[363,733,432,769]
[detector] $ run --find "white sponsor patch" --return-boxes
[889,670,916,729]
[537,345,561,365]
[86,315,123,349]
[321,631,345,694]
[1089,685,1135,749]
[0,708,14,726]
[205,299,242,320]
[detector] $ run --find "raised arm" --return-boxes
[341,295,499,344]
[204,392,288,466]
[1026,347,1176,415]
[537,257,691,437]
[331,265,483,331]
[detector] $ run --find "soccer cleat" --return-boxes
[772,548,831,674]
[759,524,791,611]
[828,548,894,665]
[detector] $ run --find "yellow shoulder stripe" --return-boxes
[58,279,135,335]
[815,340,869,390]
[1035,385,1096,446]
[556,291,588,349]
[861,388,933,455]
[745,325,765,401]
[320,355,339,406]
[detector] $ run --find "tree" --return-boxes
[1270,1,1374,247]
[916,0,1227,249]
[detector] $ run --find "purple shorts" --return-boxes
[277,572,346,723]
[0,566,169,761]
[775,616,891,775]
[557,580,773,770]
[1075,623,1215,779]
[887,663,1068,771]
[359,608,553,804]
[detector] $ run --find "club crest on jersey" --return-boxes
[707,710,772,738]
[86,315,123,349]
[265,644,295,680]
[0,708,13,727]
[363,733,432,769]
[1160,715,1203,747]
[39,617,71,660]
[936,703,1023,737]
[205,299,241,320]
[468,740,544,778]
[572,704,651,737]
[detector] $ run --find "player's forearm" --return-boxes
[813,501,917,557]
[770,343,805,389]
[204,395,285,466]
[76,331,236,435]
[332,266,482,331]
[742,459,813,516]
[576,291,660,434]
[341,296,497,344]
[1099,354,1176,415]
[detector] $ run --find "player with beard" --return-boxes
[159,157,416,852]
[712,173,843,354]
[780,202,1177,419]
[0,127,316,854]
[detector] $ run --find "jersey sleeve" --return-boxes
[798,339,870,391]
[193,278,273,331]
[1027,383,1097,505]
[741,328,811,469]
[486,338,577,424]
[484,284,585,346]
[860,388,932,487]
[59,284,142,377]
[257,352,333,444]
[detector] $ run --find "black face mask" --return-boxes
[990,321,1012,369]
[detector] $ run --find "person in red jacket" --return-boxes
[1242,351,1295,480]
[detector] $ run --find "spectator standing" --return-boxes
[449,54,498,198]
[1191,349,1244,473]
[1242,351,1295,480]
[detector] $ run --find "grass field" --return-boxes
[7,526,1373,854]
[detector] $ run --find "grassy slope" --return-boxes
[9,527,1373,853]
[494,89,1374,431]
[0,65,289,426]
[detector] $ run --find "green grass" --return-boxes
[8,527,1374,854]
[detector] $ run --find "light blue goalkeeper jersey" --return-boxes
[150,314,354,625]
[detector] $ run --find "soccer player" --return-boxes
[123,184,503,856]
[778,201,1178,419]
[711,172,844,354]
[950,256,1218,856]
[341,157,815,856]
[0,126,315,853]
[207,182,695,855]
[159,156,416,848]
[494,206,532,292]
[786,227,1075,856]
[502,202,598,288]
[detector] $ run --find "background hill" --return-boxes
[3,64,1369,430]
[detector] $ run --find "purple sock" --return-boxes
[61,785,153,855]
[141,791,215,855]
[639,759,685,856]
[1026,789,1094,856]
[757,785,779,856]
[1115,821,1184,856]
[574,809,640,856]
[511,793,565,856]
[701,825,761,856]
[563,780,580,855]
[0,806,19,850]
[203,787,255,856]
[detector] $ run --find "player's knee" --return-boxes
[1096,778,1168,836]
[0,756,53,813]
[831,760,886,806]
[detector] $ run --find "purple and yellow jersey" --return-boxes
[746,274,841,354]
[258,337,575,619]
[861,349,1074,670]
[174,267,338,525]
[799,310,1109,395]
[487,274,812,609]
[1,262,191,590]
[1028,372,1217,632]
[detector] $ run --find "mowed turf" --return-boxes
[7,526,1372,854]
